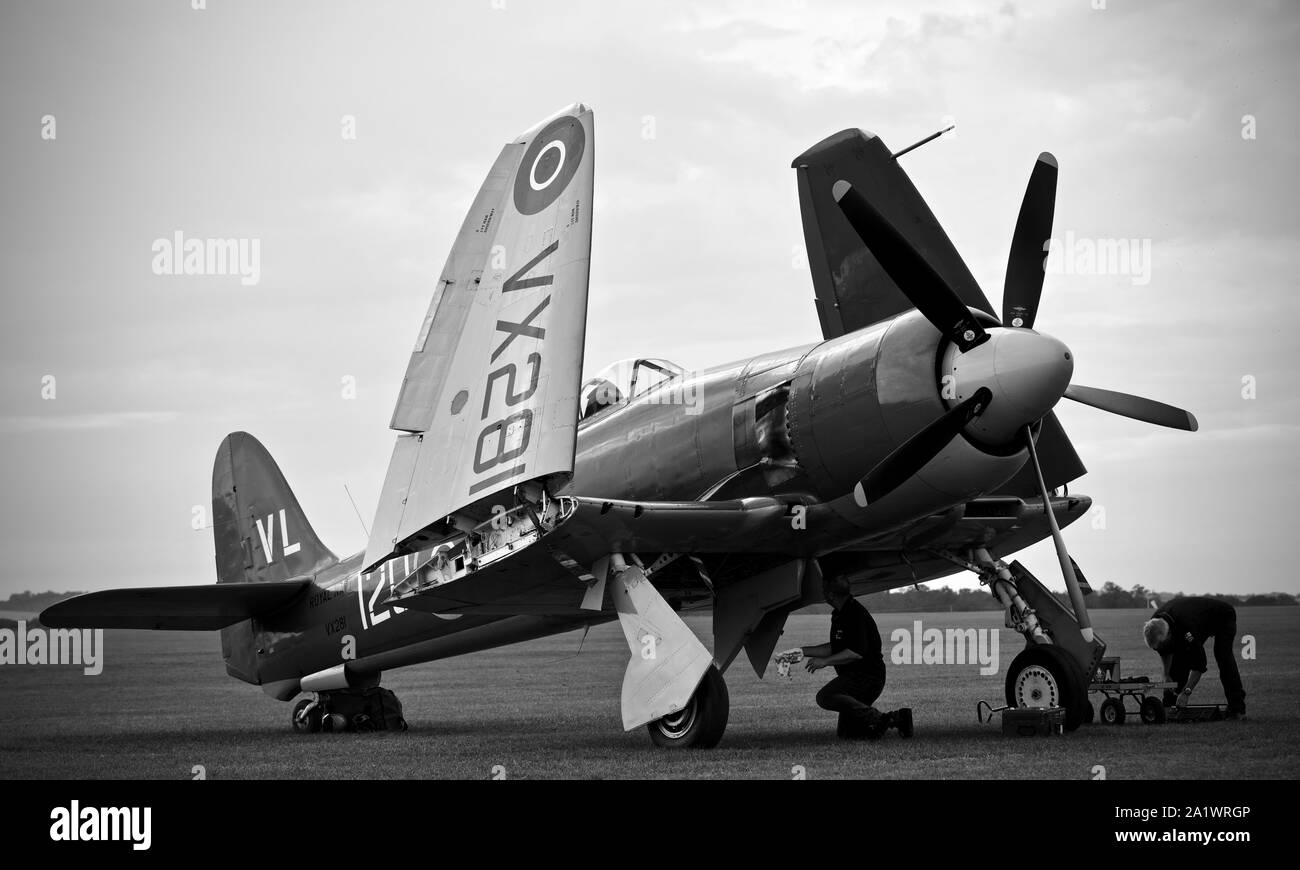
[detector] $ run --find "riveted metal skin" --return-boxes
[785,310,1029,530]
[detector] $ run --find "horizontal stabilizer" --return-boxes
[39,580,309,631]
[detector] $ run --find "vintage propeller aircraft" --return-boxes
[44,104,1196,746]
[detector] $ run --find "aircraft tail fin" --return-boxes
[212,432,338,585]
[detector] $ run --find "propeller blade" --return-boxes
[833,180,990,352]
[855,387,993,507]
[1003,152,1057,329]
[1063,384,1198,431]
[1023,425,1093,640]
[1069,556,1093,596]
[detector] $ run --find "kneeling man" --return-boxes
[801,575,912,739]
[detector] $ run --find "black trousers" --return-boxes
[816,672,886,736]
[1168,616,1246,714]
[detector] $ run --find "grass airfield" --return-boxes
[1,607,1295,780]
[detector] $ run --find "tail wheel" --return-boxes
[1004,644,1087,732]
[647,665,729,749]
[291,697,322,734]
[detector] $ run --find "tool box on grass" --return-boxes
[1166,704,1225,723]
[1003,706,1065,736]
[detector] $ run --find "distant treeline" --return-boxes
[862,587,1003,612]
[861,582,1297,613]
[0,590,83,612]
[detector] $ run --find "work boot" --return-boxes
[864,707,891,740]
[839,708,885,740]
[891,707,914,738]
[835,712,853,739]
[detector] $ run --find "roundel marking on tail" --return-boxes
[513,115,586,215]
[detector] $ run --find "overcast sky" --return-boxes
[1,0,1296,600]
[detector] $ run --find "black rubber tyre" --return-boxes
[1140,696,1167,725]
[1004,644,1088,732]
[647,665,729,749]
[1100,697,1126,725]
[291,698,322,734]
[1083,699,1095,725]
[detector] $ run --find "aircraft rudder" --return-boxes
[211,431,338,585]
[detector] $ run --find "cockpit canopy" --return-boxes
[579,358,685,420]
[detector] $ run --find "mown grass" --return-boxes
[1,607,1294,779]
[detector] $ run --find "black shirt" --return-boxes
[829,597,886,680]
[1154,597,1236,672]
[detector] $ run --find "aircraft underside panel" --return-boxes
[383,495,807,615]
[382,492,1091,617]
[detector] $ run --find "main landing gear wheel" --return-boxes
[291,697,322,734]
[1004,644,1088,732]
[647,664,729,749]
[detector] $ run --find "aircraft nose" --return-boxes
[942,328,1074,444]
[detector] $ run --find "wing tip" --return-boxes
[38,594,87,628]
[513,102,593,143]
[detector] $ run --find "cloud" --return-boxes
[1,0,1294,597]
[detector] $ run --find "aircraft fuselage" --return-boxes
[242,307,1036,697]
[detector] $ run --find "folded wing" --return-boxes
[793,128,995,340]
[366,105,596,571]
[792,128,1085,492]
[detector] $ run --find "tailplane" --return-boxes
[41,432,332,634]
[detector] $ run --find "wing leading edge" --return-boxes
[382,493,1092,617]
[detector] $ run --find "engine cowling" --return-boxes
[785,310,1031,526]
